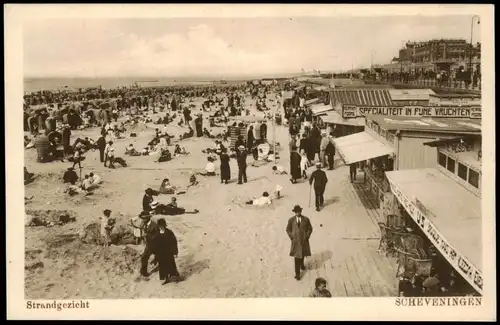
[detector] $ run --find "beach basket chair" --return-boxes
[401,233,427,259]
[394,247,419,278]
[386,214,406,230]
[377,222,391,252]
[408,257,433,278]
[34,135,50,163]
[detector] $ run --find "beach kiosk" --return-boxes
[384,133,483,296]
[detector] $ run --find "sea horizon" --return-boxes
[23,73,302,93]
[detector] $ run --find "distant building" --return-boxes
[396,39,481,74]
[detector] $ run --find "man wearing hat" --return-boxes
[309,162,328,211]
[236,145,248,184]
[139,210,160,278]
[286,205,313,280]
[194,113,203,137]
[142,188,157,212]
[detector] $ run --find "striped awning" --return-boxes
[332,131,394,165]
[330,89,396,106]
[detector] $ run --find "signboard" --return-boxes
[429,96,481,107]
[387,178,483,295]
[341,105,482,119]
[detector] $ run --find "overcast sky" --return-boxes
[23,16,481,78]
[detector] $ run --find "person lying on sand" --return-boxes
[179,127,194,140]
[89,172,102,185]
[125,144,141,156]
[173,144,189,157]
[82,174,99,191]
[272,165,288,175]
[245,191,272,206]
[151,197,200,216]
[157,148,172,163]
[158,178,176,195]
[203,127,214,138]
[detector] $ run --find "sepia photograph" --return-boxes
[5,4,496,320]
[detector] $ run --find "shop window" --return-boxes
[468,169,479,188]
[457,163,468,181]
[438,152,447,168]
[447,157,456,173]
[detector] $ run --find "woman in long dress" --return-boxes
[219,148,231,184]
[289,146,302,184]
[153,218,180,285]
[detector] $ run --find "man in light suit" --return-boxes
[286,205,313,280]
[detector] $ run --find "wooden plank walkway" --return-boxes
[297,167,398,297]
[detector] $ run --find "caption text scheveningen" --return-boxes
[26,300,90,311]
[396,297,482,307]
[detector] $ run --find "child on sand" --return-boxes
[300,150,308,179]
[130,214,144,245]
[310,277,332,298]
[187,174,199,187]
[272,165,288,175]
[245,191,272,206]
[100,209,115,247]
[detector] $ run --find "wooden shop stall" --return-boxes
[384,133,482,296]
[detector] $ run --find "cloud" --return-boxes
[113,24,285,77]
[25,23,289,77]
[23,17,481,77]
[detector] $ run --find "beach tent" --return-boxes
[34,135,50,162]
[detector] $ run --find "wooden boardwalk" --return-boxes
[297,169,398,297]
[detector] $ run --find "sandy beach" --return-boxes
[23,91,398,299]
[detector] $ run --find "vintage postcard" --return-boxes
[5,4,496,321]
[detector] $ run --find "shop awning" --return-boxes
[332,131,394,165]
[386,168,482,294]
[320,110,365,126]
[423,136,477,147]
[305,98,321,106]
[310,104,334,116]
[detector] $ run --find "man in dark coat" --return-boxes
[194,113,203,137]
[325,133,336,170]
[309,123,322,160]
[286,205,313,280]
[153,218,179,285]
[183,107,191,126]
[236,145,248,184]
[219,148,231,184]
[139,211,160,278]
[96,135,107,163]
[309,162,328,211]
[63,167,78,185]
[61,124,71,157]
[247,126,255,152]
[260,121,267,141]
[289,146,302,184]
